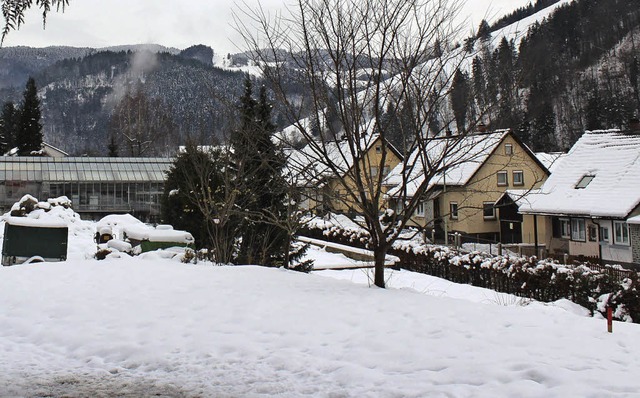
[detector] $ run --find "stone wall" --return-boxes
[630,224,640,263]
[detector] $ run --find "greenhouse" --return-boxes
[0,157,173,220]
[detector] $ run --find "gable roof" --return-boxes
[285,134,402,186]
[520,130,640,218]
[386,130,514,197]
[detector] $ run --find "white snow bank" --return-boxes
[0,260,637,397]
[123,225,194,244]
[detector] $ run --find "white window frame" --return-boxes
[560,218,571,239]
[415,201,425,217]
[482,202,496,220]
[614,221,630,245]
[571,218,586,242]
[505,143,513,155]
[512,170,524,186]
[450,202,458,220]
[497,171,508,186]
[599,226,610,242]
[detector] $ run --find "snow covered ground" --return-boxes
[1,208,639,396]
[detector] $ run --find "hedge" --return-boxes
[301,220,640,323]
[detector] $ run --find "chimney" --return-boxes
[476,123,487,133]
[630,117,640,133]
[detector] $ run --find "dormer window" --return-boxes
[575,175,595,189]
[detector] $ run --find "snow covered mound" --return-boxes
[0,259,637,397]
[1,195,95,259]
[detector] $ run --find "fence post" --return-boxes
[563,253,569,265]
[497,243,502,256]
[607,307,613,333]
[431,229,436,244]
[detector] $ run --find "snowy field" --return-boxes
[1,209,640,396]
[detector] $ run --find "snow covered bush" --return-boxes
[300,217,639,322]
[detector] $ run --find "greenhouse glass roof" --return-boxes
[0,157,173,183]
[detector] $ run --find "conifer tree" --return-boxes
[16,77,43,156]
[477,19,491,42]
[231,76,290,267]
[450,69,471,133]
[0,101,19,154]
[108,134,119,157]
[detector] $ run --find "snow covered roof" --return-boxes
[385,130,510,198]
[286,134,401,186]
[4,216,67,229]
[534,152,567,173]
[123,225,194,244]
[520,130,640,218]
[627,215,640,225]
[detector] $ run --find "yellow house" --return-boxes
[286,135,403,214]
[385,130,549,243]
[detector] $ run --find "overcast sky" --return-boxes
[2,0,531,54]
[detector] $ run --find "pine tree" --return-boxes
[477,19,491,42]
[16,77,43,156]
[108,134,119,157]
[450,69,471,133]
[0,101,19,154]
[231,76,290,267]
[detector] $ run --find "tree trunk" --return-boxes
[374,246,387,288]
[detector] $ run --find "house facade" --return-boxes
[288,135,402,215]
[386,130,549,242]
[519,129,640,266]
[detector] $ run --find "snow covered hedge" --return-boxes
[302,217,640,323]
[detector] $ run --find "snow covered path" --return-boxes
[1,258,639,397]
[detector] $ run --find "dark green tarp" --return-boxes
[2,222,68,265]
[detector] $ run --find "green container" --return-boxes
[2,220,68,266]
[140,240,194,253]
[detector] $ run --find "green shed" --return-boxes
[2,217,68,266]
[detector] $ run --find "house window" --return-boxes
[571,218,586,241]
[370,167,379,177]
[512,170,524,186]
[383,166,390,176]
[497,171,508,186]
[415,202,425,217]
[614,221,630,245]
[588,225,598,242]
[575,175,595,189]
[560,218,571,238]
[505,144,513,155]
[375,146,382,154]
[483,202,495,220]
[450,202,458,219]
[600,226,610,242]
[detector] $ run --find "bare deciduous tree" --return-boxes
[236,0,497,288]
[110,87,175,157]
[1,0,68,45]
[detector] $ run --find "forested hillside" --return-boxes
[0,0,638,155]
[0,47,249,155]
[466,0,640,151]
